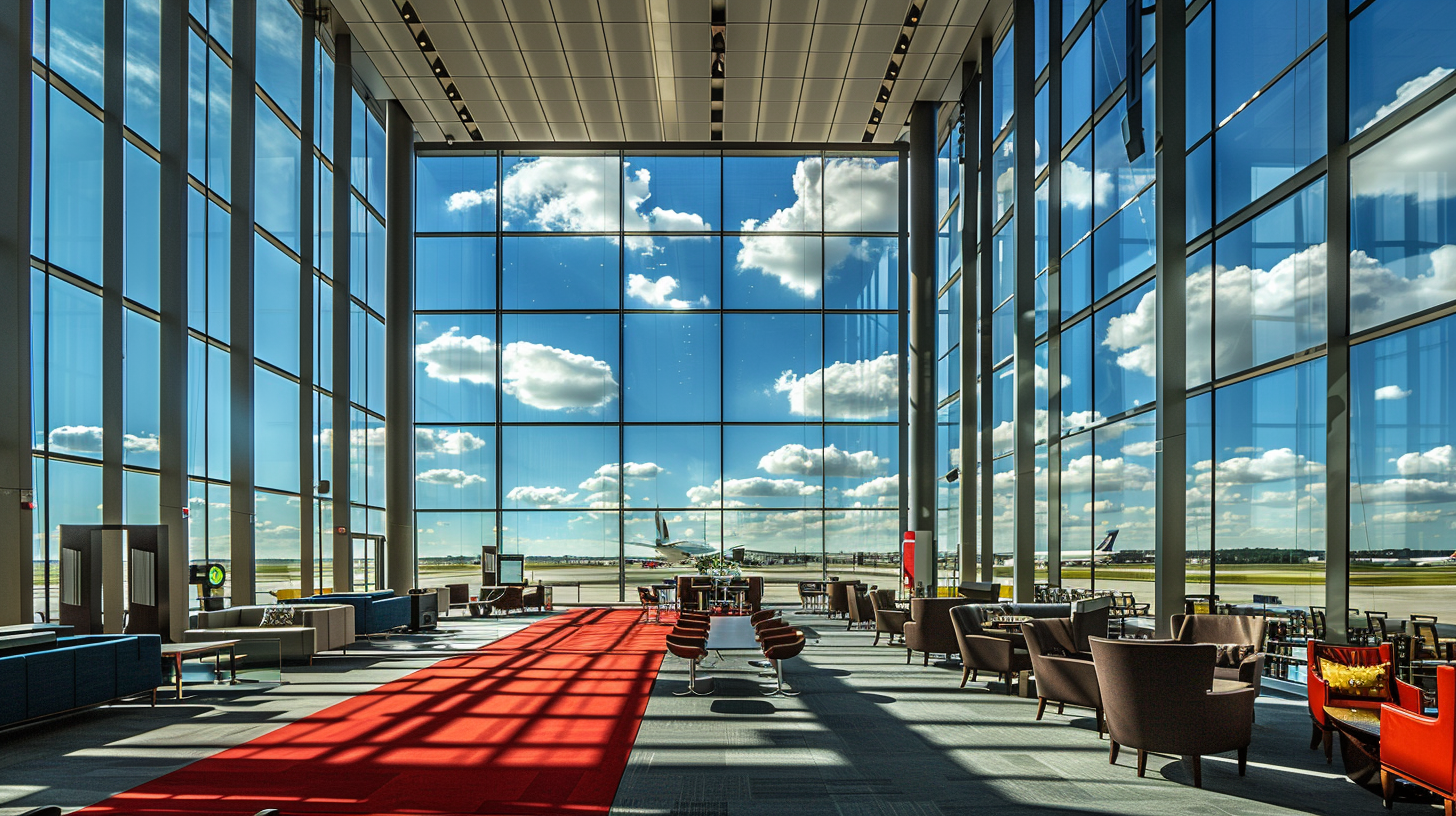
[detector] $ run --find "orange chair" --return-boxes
[1308,640,1422,763]
[666,632,711,696]
[1382,665,1454,813]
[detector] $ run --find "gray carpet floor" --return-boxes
[612,612,1394,816]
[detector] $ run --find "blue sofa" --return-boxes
[0,633,162,727]
[289,591,410,634]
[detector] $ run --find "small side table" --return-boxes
[160,639,240,700]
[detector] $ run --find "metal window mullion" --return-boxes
[229,1,257,606]
[958,64,978,589]
[908,101,939,592]
[1046,0,1063,590]
[1011,0,1037,603]
[978,35,996,584]
[1324,0,1351,644]
[298,0,315,596]
[330,31,352,592]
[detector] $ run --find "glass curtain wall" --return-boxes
[414,151,905,603]
[29,0,386,615]
[941,0,1456,621]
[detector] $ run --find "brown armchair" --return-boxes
[1170,613,1267,697]
[1090,638,1257,788]
[870,590,907,646]
[489,586,524,615]
[903,597,973,666]
[846,585,875,631]
[1021,617,1103,734]
[826,581,855,619]
[949,604,1031,694]
[520,584,546,612]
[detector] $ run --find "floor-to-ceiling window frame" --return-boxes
[412,147,907,604]
[25,0,390,617]
[952,0,1456,631]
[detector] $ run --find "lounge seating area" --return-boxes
[184,603,356,663]
[0,632,162,727]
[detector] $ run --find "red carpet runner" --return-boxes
[81,608,666,816]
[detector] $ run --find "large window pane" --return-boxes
[415,314,495,423]
[503,236,619,309]
[1350,94,1456,332]
[724,313,821,422]
[1350,0,1456,135]
[623,313,721,423]
[623,425,721,510]
[625,236,720,310]
[502,426,618,510]
[501,314,619,422]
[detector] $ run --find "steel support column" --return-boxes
[1045,1,1063,591]
[158,0,190,639]
[298,2,316,597]
[1154,0,1188,635]
[331,32,354,593]
[958,62,979,586]
[1011,0,1037,603]
[908,100,939,592]
[977,36,995,584]
[1324,1,1351,644]
[101,0,124,531]
[384,100,414,595]
[230,1,257,606]
[0,0,33,625]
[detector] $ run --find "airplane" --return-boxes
[624,511,718,565]
[1037,529,1118,567]
[1352,550,1456,567]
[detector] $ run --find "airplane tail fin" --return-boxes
[1097,530,1119,553]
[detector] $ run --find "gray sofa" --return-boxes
[184,603,356,663]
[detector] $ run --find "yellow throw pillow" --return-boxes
[1319,658,1389,699]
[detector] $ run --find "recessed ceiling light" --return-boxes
[401,1,417,21]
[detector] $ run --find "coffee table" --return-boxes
[160,640,240,700]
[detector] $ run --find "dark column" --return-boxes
[102,0,124,529]
[1154,0,1188,635]
[907,99,939,592]
[0,1,34,625]
[976,36,995,583]
[1324,1,1351,644]
[1011,0,1037,602]
[331,32,353,592]
[384,100,414,595]
[230,0,257,606]
[158,0,190,638]
[957,62,978,585]
[1045,0,1063,590]
[298,1,316,597]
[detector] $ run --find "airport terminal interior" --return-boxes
[3,0,1456,814]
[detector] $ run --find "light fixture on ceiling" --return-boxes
[416,30,434,52]
[896,35,909,52]
[431,58,448,77]
[709,0,726,142]
[878,85,891,102]
[445,133,454,145]
[445,83,460,101]
[400,1,418,22]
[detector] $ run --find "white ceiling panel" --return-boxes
[479,48,529,76]
[502,0,555,23]
[533,76,578,100]
[512,23,563,51]
[522,49,571,76]
[816,0,866,24]
[335,0,986,142]
[586,120,627,140]
[476,122,518,140]
[454,1,509,23]
[610,51,656,77]
[580,99,622,122]
[557,23,607,51]
[551,0,602,23]
[566,49,613,77]
[551,121,591,140]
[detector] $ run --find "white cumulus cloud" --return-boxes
[758,443,888,478]
[1394,445,1456,477]
[416,428,488,457]
[417,468,488,488]
[843,474,900,498]
[774,353,898,418]
[47,426,160,455]
[626,273,709,308]
[415,328,497,384]
[1375,385,1412,401]
[1102,288,1158,377]
[1355,67,1454,135]
[735,157,898,295]
[500,341,617,411]
[447,188,497,212]
[506,485,578,506]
